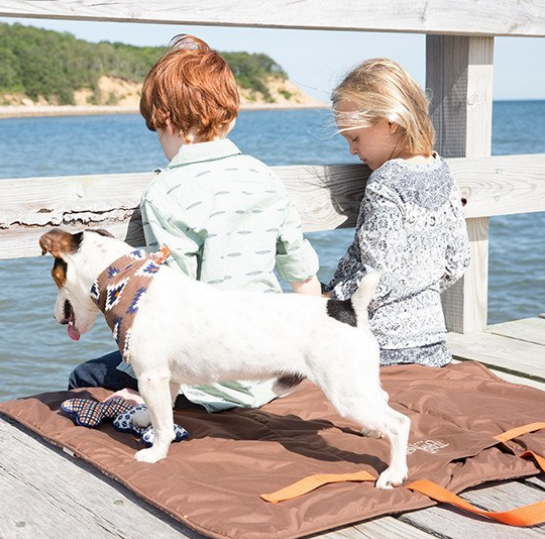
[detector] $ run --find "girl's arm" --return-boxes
[328,181,406,301]
[290,275,322,296]
[440,186,471,291]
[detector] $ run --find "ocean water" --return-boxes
[0,102,544,402]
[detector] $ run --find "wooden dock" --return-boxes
[1,317,544,539]
[0,1,544,538]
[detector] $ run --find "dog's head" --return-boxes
[39,228,123,341]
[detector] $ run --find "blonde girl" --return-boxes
[324,58,471,366]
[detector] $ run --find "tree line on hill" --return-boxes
[0,22,287,105]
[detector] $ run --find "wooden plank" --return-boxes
[399,480,545,538]
[427,35,494,333]
[527,475,545,491]
[345,517,437,538]
[3,154,545,227]
[489,317,545,346]
[2,154,545,260]
[491,369,545,392]
[446,331,545,380]
[318,517,436,538]
[448,36,492,333]
[0,165,367,259]
[449,153,545,218]
[451,358,545,391]
[0,0,545,37]
[0,415,201,539]
[2,154,544,229]
[441,217,489,333]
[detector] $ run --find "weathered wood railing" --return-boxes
[1,0,545,336]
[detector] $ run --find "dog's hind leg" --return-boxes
[371,404,410,489]
[134,375,176,463]
[330,393,410,489]
[360,389,390,438]
[347,400,411,489]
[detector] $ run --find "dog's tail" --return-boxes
[351,272,381,325]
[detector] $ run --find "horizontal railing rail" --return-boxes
[0,0,544,37]
[2,153,545,260]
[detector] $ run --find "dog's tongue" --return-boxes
[67,312,81,341]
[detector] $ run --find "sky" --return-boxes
[1,17,544,101]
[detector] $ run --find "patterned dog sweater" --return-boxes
[90,247,170,363]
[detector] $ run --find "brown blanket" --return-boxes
[1,361,544,539]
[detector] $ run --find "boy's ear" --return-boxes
[163,119,181,137]
[225,118,236,135]
[163,119,174,134]
[163,120,192,143]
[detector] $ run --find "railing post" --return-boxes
[426,35,494,334]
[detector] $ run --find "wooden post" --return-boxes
[426,35,494,334]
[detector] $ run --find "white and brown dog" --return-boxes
[40,227,410,488]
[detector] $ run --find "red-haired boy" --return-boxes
[69,35,320,412]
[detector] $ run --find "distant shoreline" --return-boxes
[2,99,536,120]
[0,102,328,119]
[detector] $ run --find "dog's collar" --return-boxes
[90,246,170,362]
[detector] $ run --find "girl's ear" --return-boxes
[388,121,400,134]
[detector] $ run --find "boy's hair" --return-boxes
[332,58,435,155]
[140,34,240,141]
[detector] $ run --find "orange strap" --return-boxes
[493,422,545,444]
[261,421,545,522]
[493,421,545,473]
[406,478,545,526]
[520,450,545,474]
[406,423,545,527]
[260,470,375,503]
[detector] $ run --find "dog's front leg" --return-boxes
[134,375,176,463]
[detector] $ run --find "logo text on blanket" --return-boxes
[407,439,449,455]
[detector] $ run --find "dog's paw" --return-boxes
[375,466,408,489]
[360,428,383,439]
[134,447,167,463]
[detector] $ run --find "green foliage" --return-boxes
[0,22,287,104]
[279,89,293,100]
[223,52,286,96]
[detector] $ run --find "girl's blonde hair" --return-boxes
[332,58,435,155]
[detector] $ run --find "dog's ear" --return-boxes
[39,229,81,258]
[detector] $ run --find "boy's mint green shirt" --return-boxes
[121,139,319,412]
